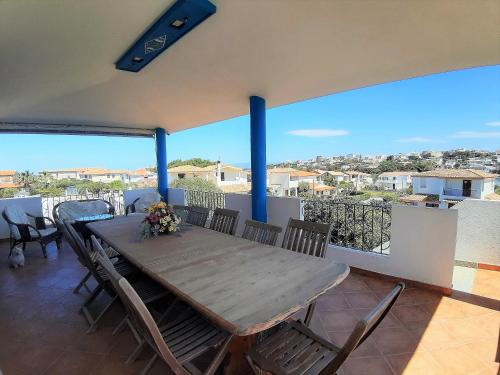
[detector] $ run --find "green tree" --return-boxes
[0,188,19,198]
[170,177,221,192]
[297,181,310,194]
[168,158,215,169]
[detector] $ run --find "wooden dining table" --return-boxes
[87,215,350,374]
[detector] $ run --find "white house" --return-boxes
[0,170,18,189]
[267,168,320,197]
[167,163,249,193]
[42,167,90,180]
[320,171,348,184]
[376,171,412,191]
[411,169,497,207]
[345,171,373,190]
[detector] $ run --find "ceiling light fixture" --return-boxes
[116,0,216,73]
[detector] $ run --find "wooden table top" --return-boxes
[87,215,349,336]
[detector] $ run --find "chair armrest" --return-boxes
[125,197,140,216]
[13,222,41,241]
[26,213,56,229]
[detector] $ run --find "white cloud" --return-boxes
[485,121,500,127]
[394,137,445,144]
[450,131,500,139]
[287,129,349,138]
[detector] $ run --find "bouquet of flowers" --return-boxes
[138,202,181,239]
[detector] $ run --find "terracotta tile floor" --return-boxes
[0,240,498,375]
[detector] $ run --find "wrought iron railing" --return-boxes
[41,190,125,219]
[185,190,225,211]
[303,198,391,253]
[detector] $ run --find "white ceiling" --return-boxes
[0,0,499,134]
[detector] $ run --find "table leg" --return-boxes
[223,335,254,375]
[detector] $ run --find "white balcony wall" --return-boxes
[453,200,500,266]
[0,196,43,239]
[326,205,458,289]
[167,188,187,206]
[123,188,158,207]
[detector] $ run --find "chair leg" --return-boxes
[85,295,118,334]
[126,340,146,365]
[56,238,62,250]
[73,271,92,294]
[140,353,158,375]
[304,302,316,327]
[112,315,127,336]
[246,354,260,375]
[205,335,234,375]
[41,243,47,258]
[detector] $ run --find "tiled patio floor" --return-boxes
[0,240,498,375]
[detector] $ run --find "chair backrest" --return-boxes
[281,218,332,258]
[2,206,30,239]
[116,277,189,375]
[60,220,86,266]
[91,236,123,292]
[65,222,108,288]
[53,199,114,222]
[172,205,190,223]
[242,219,283,246]
[209,208,240,235]
[323,282,405,373]
[186,206,210,227]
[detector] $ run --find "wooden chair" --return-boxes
[92,236,171,360]
[246,282,405,375]
[65,223,137,332]
[185,206,210,227]
[173,205,190,223]
[242,219,283,246]
[209,208,240,235]
[115,276,233,375]
[281,218,333,326]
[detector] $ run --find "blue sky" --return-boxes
[1,65,499,172]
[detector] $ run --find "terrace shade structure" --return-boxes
[0,0,499,218]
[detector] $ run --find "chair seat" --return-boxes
[90,247,120,263]
[158,306,230,364]
[29,227,58,238]
[97,259,136,279]
[132,278,170,303]
[249,321,340,375]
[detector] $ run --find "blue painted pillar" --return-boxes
[250,96,267,222]
[155,128,168,202]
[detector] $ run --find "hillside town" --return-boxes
[1,149,499,209]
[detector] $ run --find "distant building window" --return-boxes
[420,178,427,188]
[221,172,225,181]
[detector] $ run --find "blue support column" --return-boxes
[155,128,168,202]
[250,96,267,222]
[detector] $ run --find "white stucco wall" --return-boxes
[453,200,500,266]
[0,196,44,239]
[412,177,443,195]
[167,188,187,206]
[326,205,458,288]
[123,188,158,207]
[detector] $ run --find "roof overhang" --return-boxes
[0,0,499,135]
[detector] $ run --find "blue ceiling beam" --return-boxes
[116,0,216,73]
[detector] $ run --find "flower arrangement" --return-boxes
[138,202,181,239]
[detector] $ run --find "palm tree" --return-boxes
[14,170,36,190]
